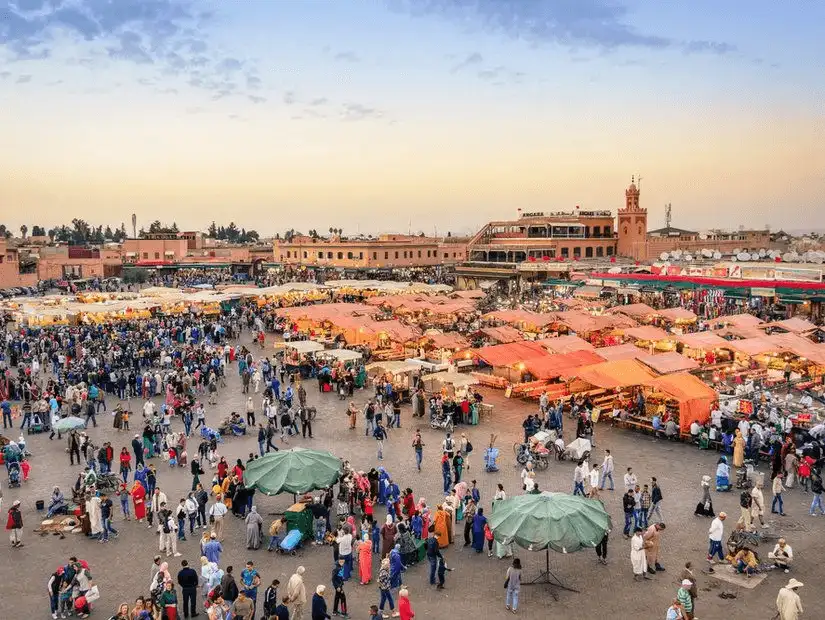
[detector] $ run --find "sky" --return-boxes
[1,0,824,238]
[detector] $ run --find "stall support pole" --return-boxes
[523,548,580,600]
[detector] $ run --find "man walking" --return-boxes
[648,477,664,524]
[706,512,727,572]
[599,449,615,490]
[373,420,387,460]
[412,431,424,472]
[177,559,199,619]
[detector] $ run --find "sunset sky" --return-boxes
[1,0,823,237]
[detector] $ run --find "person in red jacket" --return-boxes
[6,499,23,547]
[398,588,414,620]
[119,448,132,483]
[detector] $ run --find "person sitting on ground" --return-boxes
[732,547,759,577]
[769,538,794,573]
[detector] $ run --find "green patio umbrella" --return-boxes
[53,416,87,432]
[244,448,342,496]
[488,492,612,594]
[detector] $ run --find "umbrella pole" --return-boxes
[523,548,579,598]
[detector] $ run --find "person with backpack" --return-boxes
[373,421,387,461]
[460,434,473,470]
[412,431,425,471]
[810,473,824,515]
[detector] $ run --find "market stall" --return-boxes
[642,373,717,434]
[622,326,673,352]
[539,334,596,354]
[608,303,659,323]
[365,360,421,401]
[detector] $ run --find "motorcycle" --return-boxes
[430,414,454,433]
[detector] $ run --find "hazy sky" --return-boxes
[1,0,823,237]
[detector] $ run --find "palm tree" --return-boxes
[19,224,27,239]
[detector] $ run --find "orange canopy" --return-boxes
[724,337,782,356]
[706,313,764,328]
[763,317,818,333]
[645,373,716,433]
[609,303,658,319]
[623,326,671,342]
[765,333,825,364]
[524,350,605,380]
[470,341,549,367]
[575,359,659,389]
[594,343,645,361]
[637,351,699,374]
[540,335,595,354]
[674,332,729,350]
[481,309,557,329]
[423,332,470,350]
[477,326,523,344]
[658,307,697,322]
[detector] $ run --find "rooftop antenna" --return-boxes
[665,203,672,229]
[637,174,643,190]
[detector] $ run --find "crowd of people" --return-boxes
[1,288,818,620]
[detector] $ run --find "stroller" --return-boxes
[7,460,21,488]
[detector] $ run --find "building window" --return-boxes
[318,251,323,259]
[604,226,611,236]
[596,246,603,257]
[592,225,601,237]
[427,250,431,257]
[385,252,389,259]
[453,252,456,258]
[286,251,291,258]
[372,252,377,260]
[395,251,399,259]
[561,247,569,258]
[416,250,420,258]
[347,252,353,259]
[403,251,407,258]
[303,251,307,258]
[337,252,344,259]
[606,246,614,256]
[327,252,333,259]
[573,247,581,257]
[143,252,148,259]
[154,252,160,259]
[585,247,593,258]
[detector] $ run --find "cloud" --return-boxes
[333,50,360,63]
[16,73,33,83]
[388,0,671,50]
[0,0,263,101]
[248,94,266,104]
[683,40,737,55]
[340,102,383,121]
[450,51,483,73]
[0,71,11,79]
[283,91,296,105]
[245,74,262,90]
[308,97,328,106]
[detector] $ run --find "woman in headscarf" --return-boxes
[245,505,263,550]
[433,504,450,549]
[389,543,405,589]
[395,522,417,566]
[380,514,397,558]
[47,486,67,517]
[715,456,731,492]
[694,475,715,517]
[358,531,373,585]
[158,561,173,584]
[200,556,219,600]
[88,493,103,539]
[471,507,487,553]
[453,481,468,521]
[131,479,147,522]
[733,429,745,468]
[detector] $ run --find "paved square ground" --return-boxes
[3,333,823,619]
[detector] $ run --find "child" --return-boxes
[369,604,381,620]
[117,482,131,519]
[122,410,130,431]
[20,457,31,482]
[168,446,178,468]
[371,518,380,554]
[798,456,812,492]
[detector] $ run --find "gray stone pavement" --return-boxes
[3,334,824,619]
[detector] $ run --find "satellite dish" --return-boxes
[659,252,670,261]
[737,252,750,261]
[713,251,722,260]
[607,267,622,274]
[782,253,794,262]
[699,233,708,240]
[732,248,741,255]
[730,256,738,262]
[750,252,760,261]
[758,249,767,257]
[701,249,712,258]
